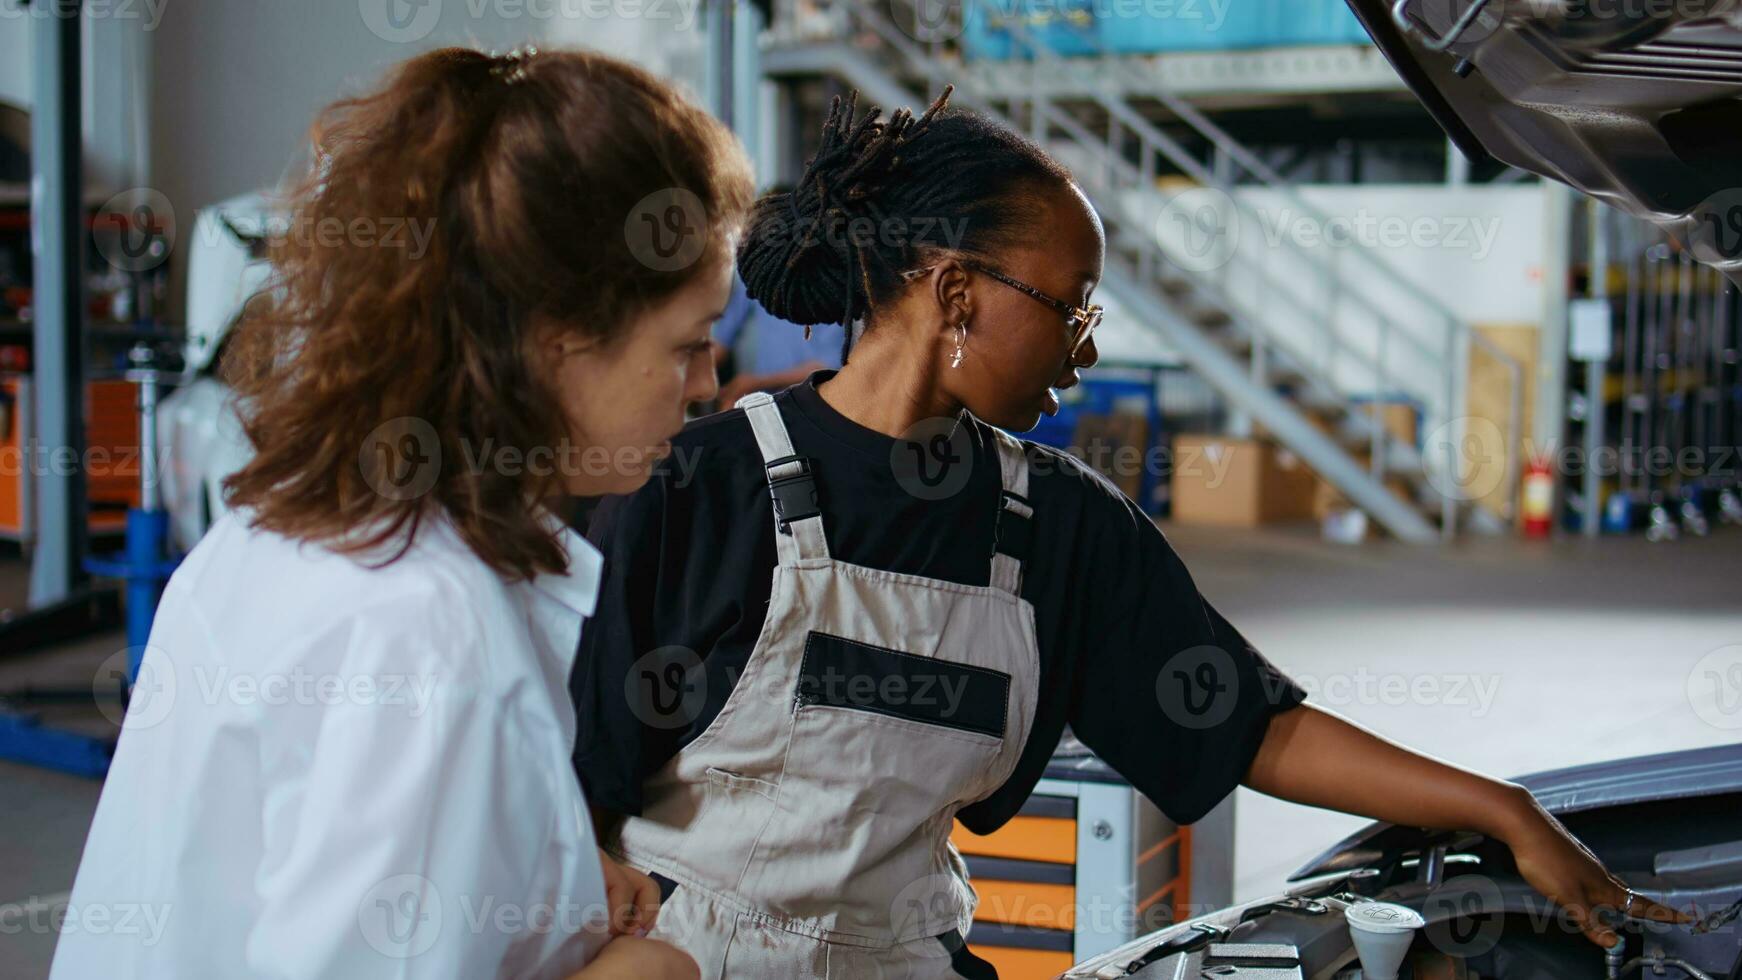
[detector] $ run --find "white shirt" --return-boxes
[51,508,612,980]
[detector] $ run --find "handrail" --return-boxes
[848,2,1445,392]
[765,0,1525,529]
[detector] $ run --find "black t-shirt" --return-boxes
[571,372,1307,833]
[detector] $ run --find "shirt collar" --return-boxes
[530,506,604,618]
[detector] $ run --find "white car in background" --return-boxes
[156,193,275,552]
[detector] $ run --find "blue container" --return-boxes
[1102,0,1280,54]
[964,0,1374,59]
[962,0,1101,60]
[1282,0,1373,44]
[1021,374,1167,514]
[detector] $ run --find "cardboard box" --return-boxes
[1170,435,1316,527]
[1072,412,1149,502]
[1361,401,1419,448]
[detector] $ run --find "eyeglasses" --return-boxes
[902,260,1103,361]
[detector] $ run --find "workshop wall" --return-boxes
[145,0,709,320]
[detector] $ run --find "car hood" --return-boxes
[1345,0,1742,284]
[1291,742,1742,880]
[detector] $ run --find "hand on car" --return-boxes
[1504,799,1691,948]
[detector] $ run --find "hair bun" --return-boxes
[737,87,952,332]
[737,187,855,326]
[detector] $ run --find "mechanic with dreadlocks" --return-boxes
[569,87,1686,978]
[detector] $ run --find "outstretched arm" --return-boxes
[1244,703,1689,948]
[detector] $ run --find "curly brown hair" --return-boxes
[223,47,753,580]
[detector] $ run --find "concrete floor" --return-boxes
[1,524,1739,976]
[1158,521,1742,903]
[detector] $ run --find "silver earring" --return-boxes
[950,323,967,368]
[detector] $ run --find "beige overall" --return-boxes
[613,391,1043,978]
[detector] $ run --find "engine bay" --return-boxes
[1064,791,1742,980]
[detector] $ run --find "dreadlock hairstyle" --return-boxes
[737,86,1074,364]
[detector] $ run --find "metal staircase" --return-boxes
[762,0,1525,542]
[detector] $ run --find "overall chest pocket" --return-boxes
[794,632,1011,741]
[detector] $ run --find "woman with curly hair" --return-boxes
[52,47,748,980]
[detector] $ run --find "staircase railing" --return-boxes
[764,0,1526,534]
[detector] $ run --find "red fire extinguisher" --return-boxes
[1522,458,1555,538]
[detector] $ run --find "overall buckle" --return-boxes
[766,454,820,534]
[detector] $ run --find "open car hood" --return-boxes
[1345,0,1742,284]
[1291,742,1742,880]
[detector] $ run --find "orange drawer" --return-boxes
[971,945,1073,980]
[952,817,1075,864]
[971,879,1076,930]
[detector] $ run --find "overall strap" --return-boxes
[738,392,830,565]
[988,428,1032,596]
